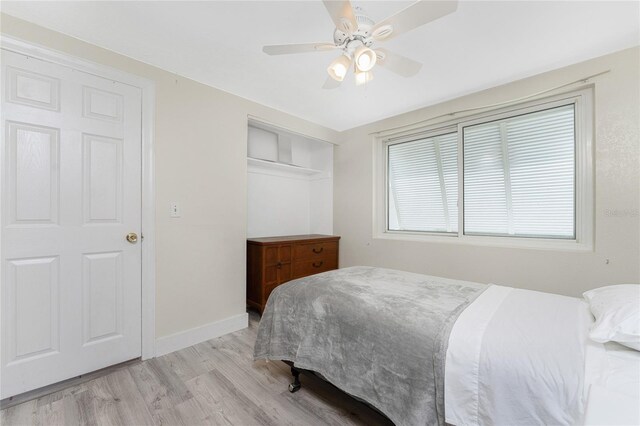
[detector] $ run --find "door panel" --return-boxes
[83,134,123,223]
[265,246,278,265]
[278,245,291,262]
[82,86,123,122]
[6,256,60,363]
[82,251,123,345]
[7,121,59,225]
[6,66,60,111]
[1,49,143,398]
[264,264,278,286]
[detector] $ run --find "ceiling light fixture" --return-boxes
[354,69,374,86]
[327,54,352,81]
[354,46,377,72]
[262,0,457,88]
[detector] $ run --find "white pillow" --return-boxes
[583,284,640,351]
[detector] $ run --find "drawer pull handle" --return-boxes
[312,261,324,268]
[276,262,282,269]
[312,247,324,254]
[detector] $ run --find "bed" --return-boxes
[253,266,640,426]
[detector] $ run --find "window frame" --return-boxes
[385,126,459,236]
[374,88,594,251]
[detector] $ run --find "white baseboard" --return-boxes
[154,313,249,357]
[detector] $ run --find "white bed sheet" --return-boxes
[445,285,593,425]
[582,340,640,425]
[445,285,513,425]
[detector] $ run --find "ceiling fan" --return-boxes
[262,0,458,88]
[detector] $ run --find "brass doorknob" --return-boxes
[126,232,138,244]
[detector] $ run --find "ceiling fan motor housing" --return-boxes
[333,7,375,47]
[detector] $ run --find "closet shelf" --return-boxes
[247,157,327,177]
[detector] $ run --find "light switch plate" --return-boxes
[170,202,181,218]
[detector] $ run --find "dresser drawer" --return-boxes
[293,241,338,260]
[292,257,337,279]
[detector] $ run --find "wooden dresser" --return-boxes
[246,234,340,313]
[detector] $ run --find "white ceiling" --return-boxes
[2,1,638,131]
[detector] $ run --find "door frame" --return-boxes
[0,35,157,360]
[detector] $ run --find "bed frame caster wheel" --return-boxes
[288,382,301,393]
[288,367,301,393]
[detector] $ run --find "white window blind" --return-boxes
[387,132,458,233]
[463,104,575,238]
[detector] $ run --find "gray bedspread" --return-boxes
[253,266,487,426]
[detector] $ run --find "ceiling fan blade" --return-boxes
[322,0,358,35]
[263,43,337,55]
[322,76,342,90]
[375,48,422,77]
[371,0,458,41]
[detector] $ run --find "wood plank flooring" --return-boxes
[1,312,392,426]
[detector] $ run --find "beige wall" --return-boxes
[0,14,341,338]
[334,47,640,297]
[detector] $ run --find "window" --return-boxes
[388,132,458,233]
[379,89,593,249]
[463,104,575,238]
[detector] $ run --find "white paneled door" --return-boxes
[1,50,142,398]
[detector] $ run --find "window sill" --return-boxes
[374,231,593,252]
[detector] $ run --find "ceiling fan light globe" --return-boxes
[327,70,344,82]
[334,63,347,79]
[354,47,377,72]
[327,54,352,82]
[355,70,374,86]
[357,54,370,69]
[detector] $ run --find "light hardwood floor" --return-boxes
[1,312,392,426]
